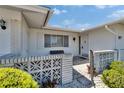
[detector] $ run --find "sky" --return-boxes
[46,5,124,30]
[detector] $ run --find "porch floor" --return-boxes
[62,56,108,88]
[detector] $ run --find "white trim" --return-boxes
[3,5,52,13]
[42,26,82,33]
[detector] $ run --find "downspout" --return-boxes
[105,25,118,35]
[105,25,118,49]
[105,25,119,60]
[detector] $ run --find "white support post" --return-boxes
[62,54,73,85]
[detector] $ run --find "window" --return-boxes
[56,35,63,47]
[44,34,51,47]
[63,36,68,47]
[51,35,57,47]
[44,34,69,47]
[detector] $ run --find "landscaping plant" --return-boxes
[42,79,57,88]
[0,67,39,88]
[101,61,124,88]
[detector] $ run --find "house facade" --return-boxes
[1,5,124,59]
[0,5,78,85]
[0,6,80,58]
[28,28,79,56]
[81,21,124,59]
[1,5,124,84]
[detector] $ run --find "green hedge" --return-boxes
[102,61,124,88]
[0,68,39,88]
[110,61,124,74]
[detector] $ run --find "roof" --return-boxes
[42,26,82,33]
[2,5,124,33]
[82,17,124,33]
[45,16,124,33]
[0,5,81,32]
[44,17,124,33]
[6,5,51,13]
[0,5,53,28]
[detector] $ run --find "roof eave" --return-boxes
[82,17,124,33]
[42,26,82,33]
[2,5,53,28]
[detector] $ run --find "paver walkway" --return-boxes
[62,57,108,88]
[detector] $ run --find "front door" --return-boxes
[81,34,89,56]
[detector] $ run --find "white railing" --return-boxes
[0,54,73,85]
[93,50,117,73]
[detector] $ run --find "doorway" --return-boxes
[81,33,89,58]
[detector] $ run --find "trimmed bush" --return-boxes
[0,68,39,88]
[110,61,124,74]
[102,61,124,88]
[102,69,124,88]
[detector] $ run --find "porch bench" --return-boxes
[50,50,64,55]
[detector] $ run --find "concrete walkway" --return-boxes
[62,57,107,88]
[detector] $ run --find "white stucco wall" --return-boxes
[0,20,11,56]
[110,24,124,49]
[11,19,22,55]
[29,28,79,56]
[88,27,115,51]
[85,24,124,52]
[21,16,29,56]
[0,8,22,56]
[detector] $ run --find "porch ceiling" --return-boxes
[0,5,53,28]
[22,11,47,28]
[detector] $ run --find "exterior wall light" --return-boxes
[0,19,6,30]
[118,36,122,39]
[73,37,76,42]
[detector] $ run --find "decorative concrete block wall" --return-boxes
[93,50,117,73]
[0,54,73,85]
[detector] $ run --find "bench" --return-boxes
[50,50,64,54]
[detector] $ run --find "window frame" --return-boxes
[44,34,69,48]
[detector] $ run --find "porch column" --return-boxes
[62,54,73,85]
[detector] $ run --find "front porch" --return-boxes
[0,49,119,88]
[63,56,107,88]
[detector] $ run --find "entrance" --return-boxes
[81,33,89,58]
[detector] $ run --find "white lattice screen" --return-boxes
[0,56,63,85]
[15,57,62,84]
[0,54,73,85]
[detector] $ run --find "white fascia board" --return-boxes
[42,26,82,33]
[7,5,51,14]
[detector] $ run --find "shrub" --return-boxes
[102,69,124,88]
[102,61,124,88]
[0,68,39,88]
[110,61,124,74]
